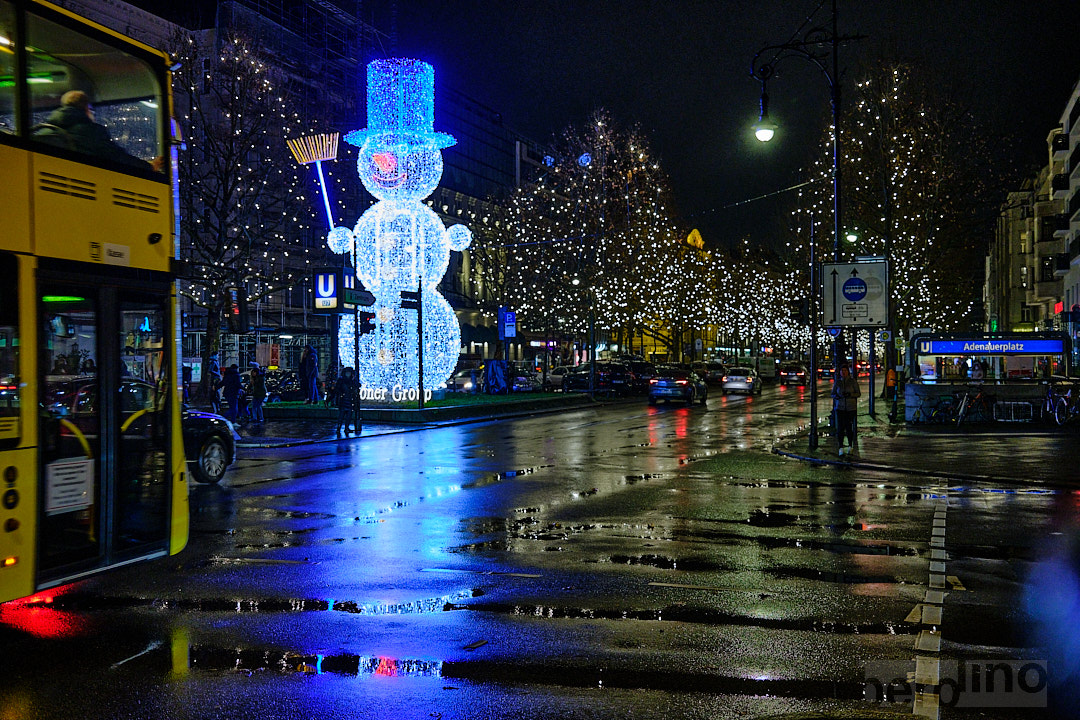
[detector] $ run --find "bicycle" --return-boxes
[1051,384,1080,426]
[910,394,959,424]
[956,385,995,426]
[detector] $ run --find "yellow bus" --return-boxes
[0,0,187,604]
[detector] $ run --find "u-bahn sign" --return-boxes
[821,261,888,328]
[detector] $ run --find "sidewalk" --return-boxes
[773,410,1080,484]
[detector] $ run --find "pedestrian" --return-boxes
[220,363,243,422]
[300,345,320,403]
[206,351,222,413]
[831,363,861,453]
[884,366,897,400]
[249,363,266,424]
[334,366,358,435]
[182,364,192,403]
[971,360,986,382]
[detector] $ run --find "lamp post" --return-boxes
[751,0,863,443]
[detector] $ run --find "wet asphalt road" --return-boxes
[0,382,1075,719]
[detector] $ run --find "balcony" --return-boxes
[1053,132,1070,159]
[1034,277,1062,300]
[1054,253,1071,277]
[1040,213,1070,239]
[1053,172,1071,199]
[1072,237,1080,260]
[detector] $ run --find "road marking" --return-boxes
[915,655,940,685]
[947,575,967,591]
[110,640,163,670]
[930,561,946,573]
[930,536,945,547]
[931,526,945,536]
[905,604,923,623]
[930,549,946,560]
[914,690,941,719]
[916,629,942,652]
[930,573,946,589]
[933,518,946,527]
[924,590,944,604]
[922,604,942,625]
[421,568,541,578]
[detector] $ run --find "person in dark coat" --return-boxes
[248,364,266,423]
[333,367,358,435]
[300,345,320,403]
[34,90,161,171]
[831,363,861,453]
[220,364,244,422]
[206,352,222,413]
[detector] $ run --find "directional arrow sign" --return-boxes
[821,261,888,328]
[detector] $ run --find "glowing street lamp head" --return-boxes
[754,90,777,142]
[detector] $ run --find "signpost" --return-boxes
[821,261,888,328]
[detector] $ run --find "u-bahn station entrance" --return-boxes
[904,332,1072,423]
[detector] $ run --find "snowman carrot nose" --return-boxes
[372,152,397,173]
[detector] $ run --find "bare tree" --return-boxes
[171,29,326,396]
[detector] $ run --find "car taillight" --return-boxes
[721,376,728,382]
[676,380,687,385]
[649,378,658,384]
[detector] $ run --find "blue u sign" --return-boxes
[842,277,867,302]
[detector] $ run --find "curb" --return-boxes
[236,397,624,449]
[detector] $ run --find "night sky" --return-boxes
[133,0,1080,248]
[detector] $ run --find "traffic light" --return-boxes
[224,286,249,333]
[357,311,376,334]
[789,297,809,325]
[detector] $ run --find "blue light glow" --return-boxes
[329,59,471,394]
[578,152,592,167]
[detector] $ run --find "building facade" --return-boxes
[987,74,1080,368]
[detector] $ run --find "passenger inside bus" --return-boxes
[33,90,162,171]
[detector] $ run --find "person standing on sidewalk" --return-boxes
[249,364,266,424]
[220,363,243,423]
[831,363,861,453]
[334,367,358,435]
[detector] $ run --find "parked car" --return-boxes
[44,376,239,484]
[779,363,809,386]
[720,366,762,395]
[562,361,633,395]
[692,361,728,384]
[648,366,708,406]
[183,406,241,484]
[543,365,572,391]
[446,367,481,393]
[624,360,657,393]
[510,369,542,393]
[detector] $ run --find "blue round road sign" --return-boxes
[842,277,867,302]
[827,327,841,337]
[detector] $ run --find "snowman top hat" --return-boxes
[344,58,455,149]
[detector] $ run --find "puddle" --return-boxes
[189,646,443,678]
[447,600,918,634]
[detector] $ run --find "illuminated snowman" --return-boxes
[327,59,471,393]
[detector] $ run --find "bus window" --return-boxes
[25,8,163,172]
[0,252,17,434]
[0,2,15,135]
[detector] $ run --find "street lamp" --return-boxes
[751,0,863,449]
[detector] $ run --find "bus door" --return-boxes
[37,267,172,585]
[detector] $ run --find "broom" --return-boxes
[287,133,340,230]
